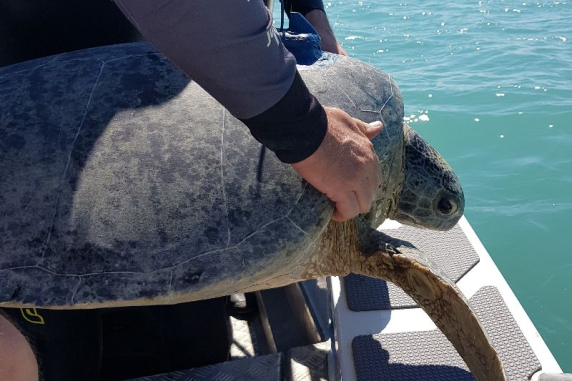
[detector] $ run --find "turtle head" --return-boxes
[392,125,464,231]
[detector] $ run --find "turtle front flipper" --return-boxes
[354,221,507,381]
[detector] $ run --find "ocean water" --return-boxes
[305,0,572,372]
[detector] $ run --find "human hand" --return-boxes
[305,9,348,56]
[291,107,382,222]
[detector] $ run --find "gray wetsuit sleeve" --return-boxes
[114,0,296,120]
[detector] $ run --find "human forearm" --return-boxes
[114,0,327,163]
[114,0,295,120]
[114,0,380,222]
[304,9,347,55]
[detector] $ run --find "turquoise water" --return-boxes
[300,0,571,372]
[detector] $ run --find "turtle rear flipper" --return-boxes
[354,222,507,381]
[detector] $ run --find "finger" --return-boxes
[354,119,383,139]
[331,191,361,222]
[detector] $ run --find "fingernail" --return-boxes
[370,121,382,128]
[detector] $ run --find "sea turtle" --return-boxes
[0,42,505,380]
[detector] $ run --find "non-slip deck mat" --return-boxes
[286,341,330,381]
[344,223,480,311]
[127,353,283,381]
[352,286,541,381]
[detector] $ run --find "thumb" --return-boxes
[358,120,383,140]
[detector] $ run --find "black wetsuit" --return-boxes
[1,1,327,380]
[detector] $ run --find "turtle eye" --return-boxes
[437,197,457,215]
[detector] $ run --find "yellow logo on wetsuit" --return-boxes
[20,308,45,325]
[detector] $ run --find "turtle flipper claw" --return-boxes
[382,242,400,255]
